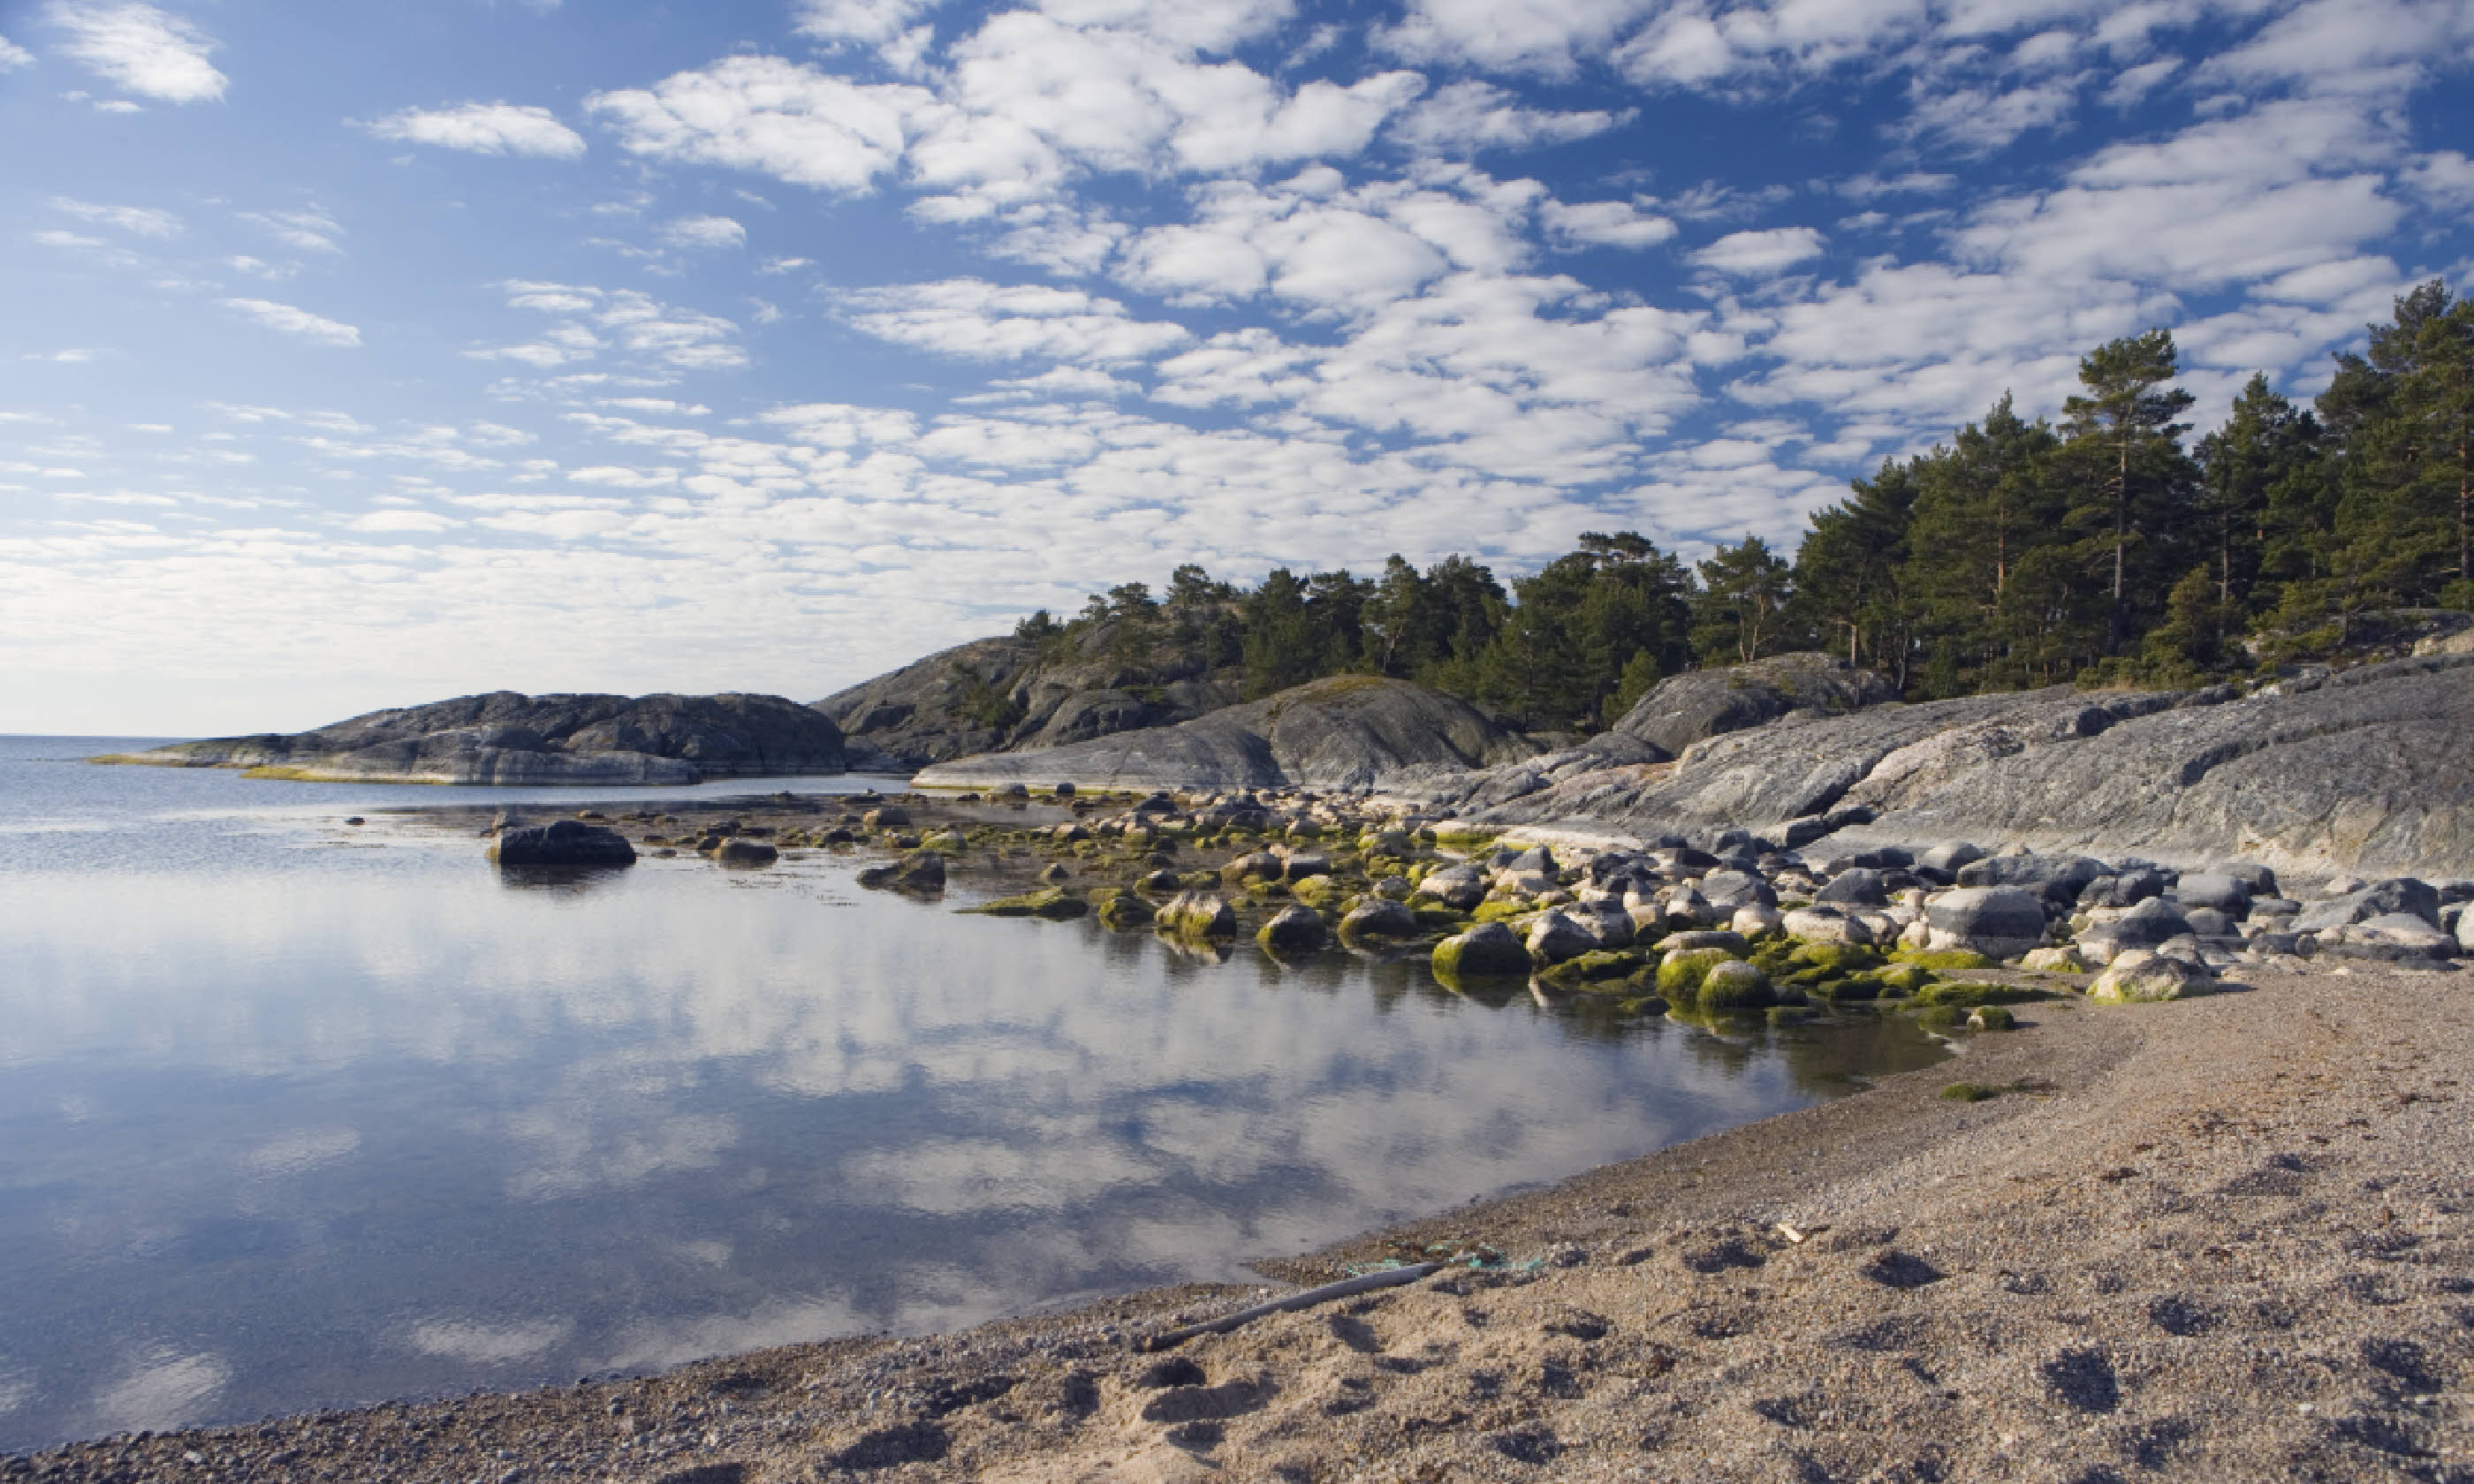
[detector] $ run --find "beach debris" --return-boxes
[1138,1263,1442,1351]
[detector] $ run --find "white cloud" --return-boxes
[362,102,587,159]
[588,57,937,194]
[1380,0,1656,78]
[350,509,460,533]
[1895,76,2079,156]
[1690,225,1826,273]
[1542,198,1676,250]
[844,279,1190,363]
[239,208,344,254]
[2201,0,2474,97]
[1835,171,1958,199]
[2402,150,2474,210]
[220,299,361,347]
[793,0,937,48]
[49,195,181,237]
[660,215,747,249]
[477,282,748,372]
[1387,80,1634,157]
[47,1,224,103]
[0,34,34,70]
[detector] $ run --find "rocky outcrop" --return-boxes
[103,691,847,785]
[1453,653,2474,879]
[1607,651,1901,758]
[913,677,1537,793]
[811,625,1245,768]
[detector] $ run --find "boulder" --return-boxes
[1220,851,1287,884]
[1731,904,1784,937]
[2173,871,2254,915]
[2088,950,2215,1003]
[2293,877,2442,934]
[1922,887,2047,960]
[1282,852,1333,882]
[1096,892,1157,929]
[2319,912,2456,960]
[1158,890,1238,937]
[1609,652,1899,757]
[2076,897,2190,964]
[2021,945,2091,973]
[1783,905,1875,946]
[1697,870,1777,908]
[2081,867,2169,908]
[1656,947,1738,999]
[1565,899,1635,950]
[1696,958,1775,1011]
[1660,930,1750,956]
[1956,853,2108,903]
[1527,911,1601,965]
[712,837,779,867]
[1432,922,1531,978]
[1415,864,1489,912]
[489,820,637,867]
[1814,867,1889,907]
[1339,897,1419,941]
[1258,905,1329,953]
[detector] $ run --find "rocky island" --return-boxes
[95,690,852,785]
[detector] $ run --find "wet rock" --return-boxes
[1258,905,1329,953]
[489,820,637,867]
[1434,921,1530,977]
[1339,897,1418,941]
[1158,890,1238,937]
[712,837,778,867]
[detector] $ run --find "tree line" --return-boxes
[1014,279,2474,732]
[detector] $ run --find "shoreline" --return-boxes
[12,957,2467,1480]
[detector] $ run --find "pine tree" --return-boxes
[1794,459,1915,671]
[2060,330,2198,655]
[1691,535,1795,666]
[2194,375,2319,615]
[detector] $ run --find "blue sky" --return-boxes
[4,0,2471,734]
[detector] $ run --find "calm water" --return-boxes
[0,736,1944,1451]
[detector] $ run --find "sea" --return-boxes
[0,735,1946,1452]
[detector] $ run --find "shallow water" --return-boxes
[0,737,1944,1451]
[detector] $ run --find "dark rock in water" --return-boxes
[1339,897,1419,941]
[489,820,636,867]
[118,691,846,786]
[713,838,779,867]
[1258,904,1329,953]
[1610,652,1899,758]
[1433,921,1531,978]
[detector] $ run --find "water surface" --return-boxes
[0,737,1942,1451]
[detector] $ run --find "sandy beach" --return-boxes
[11,948,2467,1484]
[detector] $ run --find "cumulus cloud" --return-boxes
[844,279,1190,363]
[49,195,180,237]
[660,215,747,249]
[220,299,361,347]
[361,102,587,158]
[1689,225,1826,273]
[1387,80,1633,156]
[0,33,33,70]
[1542,198,1675,250]
[47,2,224,103]
[588,57,936,193]
[1381,0,1655,78]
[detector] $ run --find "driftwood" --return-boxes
[1138,1263,1444,1352]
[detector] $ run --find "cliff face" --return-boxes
[912,676,1538,793]
[809,625,1244,768]
[109,691,848,785]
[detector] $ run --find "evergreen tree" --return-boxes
[2196,374,2320,616]
[1794,459,1916,672]
[1691,535,1795,666]
[2060,329,2198,655]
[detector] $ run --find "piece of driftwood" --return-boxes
[1138,1263,1444,1352]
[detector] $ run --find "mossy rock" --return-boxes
[975,887,1087,920]
[1291,875,1346,907]
[1811,971,1886,1003]
[1410,904,1471,931]
[1875,963,1935,997]
[1696,959,1776,1012]
[1538,949,1645,985]
[1655,947,1736,999]
[1914,981,2052,1009]
[1790,943,1886,973]
[1096,894,1157,930]
[1432,926,1529,979]
[1471,898,1531,924]
[1940,1081,2000,1102]
[1767,1004,1821,1026]
[1969,1005,2018,1031]
[1894,948,1997,972]
[1917,1005,1967,1031]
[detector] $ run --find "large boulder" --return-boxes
[1923,887,2047,960]
[2293,877,2442,934]
[2076,897,2190,964]
[1257,905,1329,953]
[1610,653,1899,758]
[1339,897,1419,941]
[117,691,847,785]
[1526,911,1600,965]
[489,820,636,867]
[1433,922,1530,978]
[2318,912,2456,961]
[1415,863,1489,912]
[2088,950,2214,1003]
[914,677,1537,793]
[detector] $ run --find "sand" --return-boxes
[12,956,2470,1483]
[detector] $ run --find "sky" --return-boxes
[3,0,2471,735]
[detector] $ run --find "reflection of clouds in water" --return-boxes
[841,1128,1164,1215]
[408,1317,573,1365]
[501,1108,739,1200]
[241,1127,360,1177]
[596,1292,865,1373]
[93,1348,229,1434]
